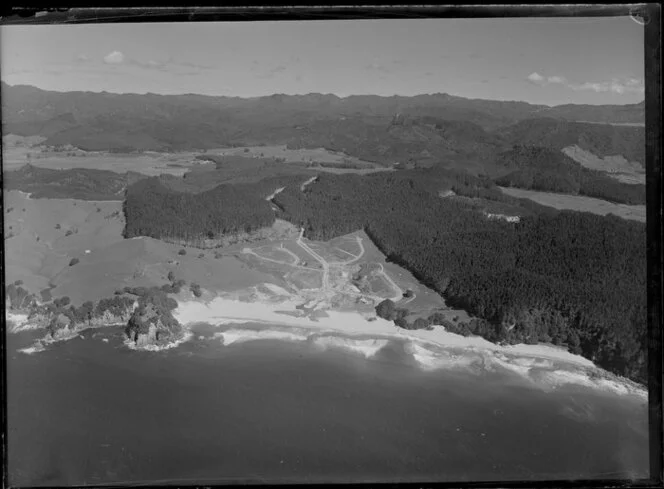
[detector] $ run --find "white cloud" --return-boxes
[570,77,644,94]
[527,72,644,95]
[103,51,125,65]
[527,72,545,84]
[547,75,567,84]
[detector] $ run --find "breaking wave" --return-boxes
[214,327,311,345]
[123,330,194,352]
[211,326,390,359]
[404,341,483,371]
[403,340,647,401]
[311,335,389,358]
[18,343,46,355]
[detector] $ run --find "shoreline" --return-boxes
[173,294,648,400]
[8,291,647,400]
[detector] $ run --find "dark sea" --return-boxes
[7,324,649,486]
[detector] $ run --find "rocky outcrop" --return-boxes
[43,304,138,340]
[124,302,182,348]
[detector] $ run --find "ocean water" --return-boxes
[7,324,649,486]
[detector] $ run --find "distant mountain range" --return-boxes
[1,82,645,168]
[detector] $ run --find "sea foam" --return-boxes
[214,327,310,346]
[312,335,389,358]
[18,344,46,355]
[124,331,194,352]
[405,341,482,371]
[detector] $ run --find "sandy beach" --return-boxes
[173,294,647,400]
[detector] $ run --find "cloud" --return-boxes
[547,75,567,84]
[366,62,390,74]
[527,72,545,84]
[103,51,125,65]
[571,77,644,94]
[526,72,644,95]
[257,65,288,79]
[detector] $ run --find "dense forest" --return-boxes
[272,171,647,383]
[493,146,646,205]
[496,118,645,166]
[123,175,306,241]
[3,164,128,200]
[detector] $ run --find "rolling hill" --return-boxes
[2,83,645,169]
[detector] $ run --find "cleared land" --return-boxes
[204,144,379,166]
[562,145,645,185]
[234,228,458,322]
[3,136,391,179]
[499,186,646,222]
[3,190,278,305]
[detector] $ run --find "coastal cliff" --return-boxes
[7,280,184,349]
[123,288,183,348]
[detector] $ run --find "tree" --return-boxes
[178,249,186,256]
[394,317,409,329]
[167,271,175,282]
[413,318,429,330]
[375,299,396,320]
[190,282,202,298]
[69,258,79,266]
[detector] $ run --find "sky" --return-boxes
[0,16,645,106]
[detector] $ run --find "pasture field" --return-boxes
[3,190,278,305]
[499,186,646,222]
[562,145,645,185]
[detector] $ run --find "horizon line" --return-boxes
[1,82,645,109]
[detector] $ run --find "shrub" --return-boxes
[375,299,396,320]
[178,249,186,256]
[69,258,79,266]
[198,253,205,259]
[167,271,175,282]
[55,224,61,229]
[394,317,409,329]
[65,230,73,236]
[413,318,429,330]
[54,296,71,308]
[190,282,202,298]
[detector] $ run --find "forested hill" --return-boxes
[121,166,647,383]
[2,83,645,169]
[496,118,646,166]
[123,174,307,242]
[492,146,646,205]
[3,164,128,200]
[270,172,646,383]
